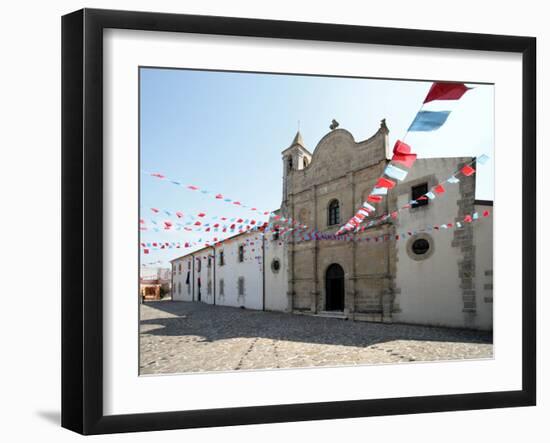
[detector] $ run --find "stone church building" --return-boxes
[172,120,493,330]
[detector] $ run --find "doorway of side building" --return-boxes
[325,263,345,311]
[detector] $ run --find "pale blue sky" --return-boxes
[140,68,494,267]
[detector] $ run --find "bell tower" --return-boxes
[281,131,312,209]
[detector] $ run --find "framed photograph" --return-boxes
[62,8,536,435]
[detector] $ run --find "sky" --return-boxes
[140,67,494,269]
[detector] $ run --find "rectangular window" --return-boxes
[272,229,279,241]
[219,251,225,266]
[208,257,212,268]
[238,277,245,296]
[219,278,224,295]
[238,245,244,262]
[207,280,212,295]
[411,183,429,208]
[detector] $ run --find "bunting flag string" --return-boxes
[143,170,277,218]
[141,260,163,267]
[140,207,307,232]
[336,154,488,235]
[141,209,491,254]
[337,81,474,235]
[140,152,488,246]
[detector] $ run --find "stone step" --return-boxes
[314,311,348,319]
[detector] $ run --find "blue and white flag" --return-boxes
[371,187,388,196]
[384,164,408,181]
[408,111,451,131]
[477,154,490,165]
[362,202,376,212]
[447,176,460,184]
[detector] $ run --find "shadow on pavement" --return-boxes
[140,301,492,348]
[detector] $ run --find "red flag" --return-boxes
[215,194,223,199]
[483,210,490,217]
[175,211,184,218]
[237,218,243,223]
[194,221,201,226]
[151,173,165,179]
[392,152,417,168]
[391,211,398,219]
[144,249,149,254]
[376,177,396,189]
[233,201,241,205]
[434,184,446,194]
[393,140,411,155]
[187,185,199,190]
[464,214,473,223]
[198,213,206,217]
[367,195,383,203]
[151,208,159,213]
[461,164,475,176]
[424,82,469,103]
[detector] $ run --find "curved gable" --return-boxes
[288,124,388,194]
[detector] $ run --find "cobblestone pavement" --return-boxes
[140,301,493,375]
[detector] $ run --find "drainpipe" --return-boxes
[213,247,216,306]
[262,234,266,311]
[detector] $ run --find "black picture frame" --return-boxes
[62,8,536,435]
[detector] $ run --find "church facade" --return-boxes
[171,121,493,330]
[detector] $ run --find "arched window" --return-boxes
[287,156,293,171]
[327,199,340,226]
[303,157,309,168]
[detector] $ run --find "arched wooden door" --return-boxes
[325,264,345,311]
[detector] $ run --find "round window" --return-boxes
[271,259,281,273]
[412,238,430,255]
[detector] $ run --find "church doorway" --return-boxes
[325,264,345,311]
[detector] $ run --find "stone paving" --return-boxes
[139,301,493,375]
